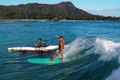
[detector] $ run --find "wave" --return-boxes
[95,38,120,61]
[63,37,120,80]
[64,37,120,62]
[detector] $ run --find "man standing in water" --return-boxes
[58,36,64,63]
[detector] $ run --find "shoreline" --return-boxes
[0,19,120,22]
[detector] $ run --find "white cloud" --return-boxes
[87,9,120,17]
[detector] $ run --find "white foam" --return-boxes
[95,38,120,61]
[62,37,120,80]
[63,37,120,62]
[93,38,120,80]
[64,38,82,61]
[63,37,94,61]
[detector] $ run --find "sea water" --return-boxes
[0,20,120,80]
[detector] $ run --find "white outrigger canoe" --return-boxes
[8,45,58,53]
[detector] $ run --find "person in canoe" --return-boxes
[35,38,47,47]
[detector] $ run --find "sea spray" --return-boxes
[63,37,120,62]
[95,38,120,61]
[63,37,95,61]
[62,37,120,80]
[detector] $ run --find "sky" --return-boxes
[0,0,119,16]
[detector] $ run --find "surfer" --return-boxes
[58,36,64,63]
[51,36,64,63]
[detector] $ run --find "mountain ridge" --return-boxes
[0,2,119,20]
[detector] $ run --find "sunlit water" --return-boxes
[0,20,120,80]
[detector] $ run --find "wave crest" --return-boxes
[64,37,120,62]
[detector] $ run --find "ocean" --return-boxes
[0,20,120,80]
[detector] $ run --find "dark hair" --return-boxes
[59,36,64,38]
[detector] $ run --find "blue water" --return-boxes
[0,20,120,80]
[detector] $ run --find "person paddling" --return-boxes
[35,38,46,47]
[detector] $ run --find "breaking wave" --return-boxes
[64,37,120,62]
[63,37,120,80]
